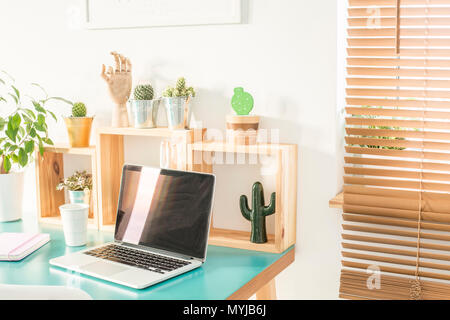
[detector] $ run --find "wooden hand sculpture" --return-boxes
[101,52,132,127]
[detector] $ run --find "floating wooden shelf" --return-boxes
[96,126,205,231]
[209,228,277,253]
[329,192,343,209]
[97,126,202,139]
[190,141,293,154]
[35,143,99,229]
[188,140,297,253]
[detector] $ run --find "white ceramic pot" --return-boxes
[0,172,24,222]
[68,190,90,205]
[59,203,89,247]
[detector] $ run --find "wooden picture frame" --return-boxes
[84,0,242,30]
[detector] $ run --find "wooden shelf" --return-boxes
[96,126,205,232]
[209,228,277,253]
[39,216,98,230]
[43,143,95,156]
[190,141,291,155]
[35,144,99,229]
[188,140,298,253]
[329,192,343,209]
[97,126,202,139]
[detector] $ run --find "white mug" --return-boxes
[59,203,89,247]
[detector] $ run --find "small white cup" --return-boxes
[59,203,89,247]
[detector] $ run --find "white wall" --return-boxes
[0,0,342,299]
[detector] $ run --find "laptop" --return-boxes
[50,164,215,289]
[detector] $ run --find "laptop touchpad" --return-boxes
[81,261,128,276]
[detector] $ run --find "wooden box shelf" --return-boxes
[96,126,205,231]
[35,144,99,229]
[188,141,297,253]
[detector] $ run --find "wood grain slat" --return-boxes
[346,118,450,130]
[346,128,450,141]
[346,88,450,99]
[347,57,450,67]
[348,48,450,57]
[347,77,450,89]
[349,0,450,6]
[346,98,450,109]
[348,7,450,17]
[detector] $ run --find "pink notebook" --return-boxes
[0,233,50,261]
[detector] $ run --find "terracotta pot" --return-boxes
[226,115,259,145]
[64,117,93,148]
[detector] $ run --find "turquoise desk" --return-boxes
[0,218,294,300]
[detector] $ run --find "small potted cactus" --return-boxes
[226,87,259,145]
[127,84,160,129]
[64,102,94,148]
[162,77,196,130]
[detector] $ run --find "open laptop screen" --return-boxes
[114,165,215,260]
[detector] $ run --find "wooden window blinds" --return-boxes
[342,0,450,300]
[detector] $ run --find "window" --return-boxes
[341,0,450,299]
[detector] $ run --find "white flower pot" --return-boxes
[68,190,90,205]
[0,172,24,222]
[59,203,89,247]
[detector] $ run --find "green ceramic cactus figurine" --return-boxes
[231,87,254,115]
[240,182,276,244]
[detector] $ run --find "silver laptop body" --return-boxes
[50,165,215,289]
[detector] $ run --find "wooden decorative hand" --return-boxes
[101,52,132,127]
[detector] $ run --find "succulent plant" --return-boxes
[176,77,186,91]
[133,84,154,101]
[56,170,93,191]
[231,87,254,115]
[240,182,276,244]
[72,102,87,117]
[163,77,196,98]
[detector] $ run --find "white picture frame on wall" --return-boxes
[84,0,242,29]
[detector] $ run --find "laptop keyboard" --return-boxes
[83,244,191,274]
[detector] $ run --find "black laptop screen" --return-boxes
[114,165,215,260]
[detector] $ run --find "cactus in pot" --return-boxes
[64,101,94,148]
[163,77,195,98]
[162,77,196,130]
[240,182,276,244]
[133,84,154,101]
[127,83,159,129]
[72,102,87,117]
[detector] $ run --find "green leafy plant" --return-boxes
[56,170,92,191]
[162,77,195,98]
[133,84,154,100]
[72,102,87,117]
[0,72,71,173]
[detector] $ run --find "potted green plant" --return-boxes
[162,77,195,130]
[0,72,66,222]
[56,170,93,206]
[127,84,160,128]
[64,102,94,148]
